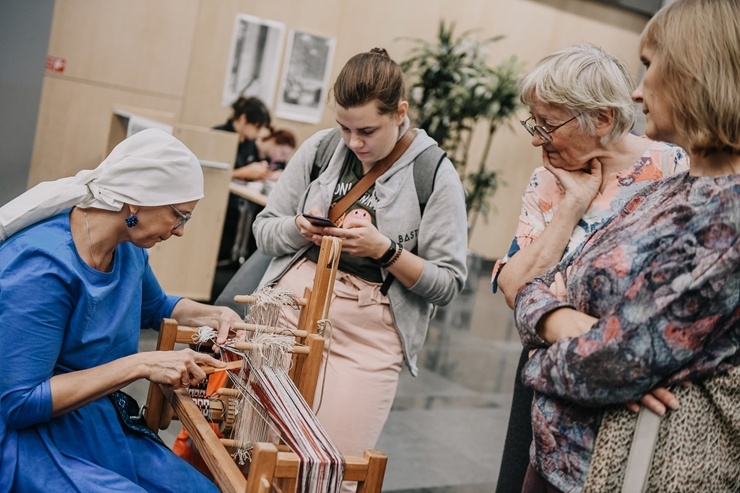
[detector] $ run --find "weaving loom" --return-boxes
[144,237,388,493]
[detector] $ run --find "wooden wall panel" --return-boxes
[28,76,181,186]
[179,0,346,143]
[47,0,199,96]
[33,0,650,259]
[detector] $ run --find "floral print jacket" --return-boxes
[514,172,740,492]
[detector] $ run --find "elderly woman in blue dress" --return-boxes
[0,129,241,493]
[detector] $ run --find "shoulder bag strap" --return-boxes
[621,407,662,493]
[327,129,416,225]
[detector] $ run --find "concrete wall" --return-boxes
[0,0,55,206]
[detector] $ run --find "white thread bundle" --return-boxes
[224,351,273,465]
[226,286,299,464]
[193,325,217,344]
[248,286,301,327]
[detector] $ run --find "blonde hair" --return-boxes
[641,0,740,156]
[519,43,636,145]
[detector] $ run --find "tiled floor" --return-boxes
[126,258,521,492]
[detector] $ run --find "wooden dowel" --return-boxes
[233,295,307,306]
[233,322,307,338]
[220,438,240,448]
[233,342,310,354]
[217,388,240,397]
[175,325,307,345]
[199,360,244,375]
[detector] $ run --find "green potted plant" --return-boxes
[400,21,521,237]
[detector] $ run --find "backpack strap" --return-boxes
[412,145,446,216]
[310,128,342,182]
[310,128,445,212]
[380,144,446,295]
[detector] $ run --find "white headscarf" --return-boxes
[0,128,204,241]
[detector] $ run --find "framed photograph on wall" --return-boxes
[222,14,285,107]
[275,30,336,124]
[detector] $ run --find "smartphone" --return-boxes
[302,213,335,227]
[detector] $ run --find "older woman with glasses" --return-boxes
[0,129,242,493]
[492,43,689,493]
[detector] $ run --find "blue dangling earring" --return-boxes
[125,214,138,228]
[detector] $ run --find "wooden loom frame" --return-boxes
[144,237,388,493]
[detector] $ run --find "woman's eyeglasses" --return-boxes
[169,205,193,229]
[520,114,580,143]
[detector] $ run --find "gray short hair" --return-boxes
[519,43,636,145]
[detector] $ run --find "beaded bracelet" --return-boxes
[382,241,403,268]
[377,239,397,265]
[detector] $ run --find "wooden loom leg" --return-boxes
[164,386,249,493]
[303,236,341,335]
[245,442,279,493]
[294,333,324,409]
[144,318,178,432]
[355,450,388,493]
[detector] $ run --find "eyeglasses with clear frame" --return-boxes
[520,114,580,143]
[169,204,193,229]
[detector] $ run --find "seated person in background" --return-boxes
[214,95,272,178]
[214,96,271,263]
[0,128,241,493]
[235,128,297,185]
[491,43,689,493]
[516,1,739,490]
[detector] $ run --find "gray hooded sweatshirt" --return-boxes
[252,123,468,376]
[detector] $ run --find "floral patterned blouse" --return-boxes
[514,171,740,492]
[492,140,688,291]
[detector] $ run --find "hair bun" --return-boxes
[369,47,390,58]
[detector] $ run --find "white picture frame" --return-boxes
[275,30,336,124]
[221,14,285,107]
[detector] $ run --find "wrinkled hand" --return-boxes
[543,153,602,215]
[626,386,680,415]
[548,271,568,302]
[145,348,224,390]
[537,307,596,344]
[210,306,242,344]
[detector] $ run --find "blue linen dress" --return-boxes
[0,211,219,493]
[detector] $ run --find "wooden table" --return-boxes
[229,180,268,206]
